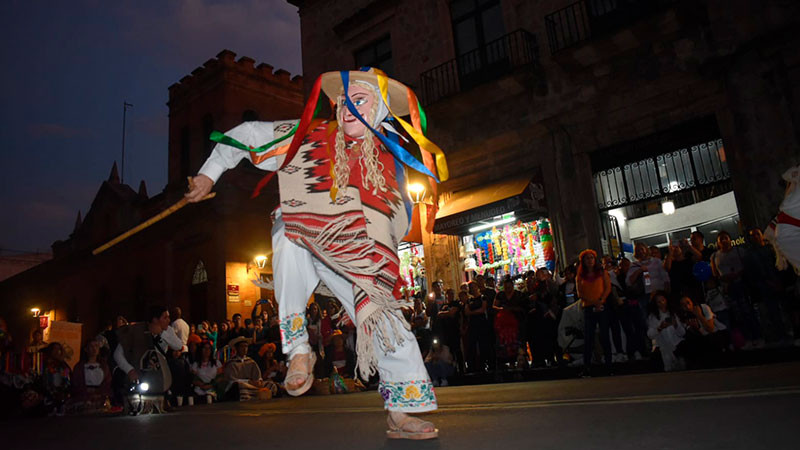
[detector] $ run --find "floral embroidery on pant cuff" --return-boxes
[280,312,307,346]
[379,379,437,409]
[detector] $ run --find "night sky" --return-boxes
[0,0,302,253]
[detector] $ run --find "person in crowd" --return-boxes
[217,322,231,349]
[0,317,12,362]
[459,282,469,294]
[745,227,789,342]
[664,239,704,303]
[258,342,287,385]
[437,288,464,374]
[424,339,455,387]
[306,302,324,376]
[688,230,716,262]
[265,313,284,362]
[321,300,342,347]
[251,318,268,352]
[464,281,490,373]
[646,291,686,372]
[627,242,671,310]
[649,246,663,261]
[170,307,190,354]
[324,330,356,378]
[114,305,183,393]
[191,340,223,401]
[677,296,728,367]
[603,256,633,361]
[618,256,647,360]
[223,337,266,401]
[40,342,71,415]
[493,277,526,365]
[559,264,578,306]
[207,322,219,351]
[477,275,497,368]
[186,331,202,364]
[527,270,561,367]
[412,297,432,355]
[70,338,112,411]
[230,313,245,338]
[576,249,613,377]
[28,329,48,354]
[427,281,446,342]
[703,277,730,329]
[710,230,762,348]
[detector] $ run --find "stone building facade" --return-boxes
[0,51,303,348]
[289,0,800,290]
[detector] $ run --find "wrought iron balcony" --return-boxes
[545,0,678,55]
[419,29,538,105]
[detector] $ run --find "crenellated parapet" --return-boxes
[168,49,303,104]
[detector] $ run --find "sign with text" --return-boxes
[227,284,240,303]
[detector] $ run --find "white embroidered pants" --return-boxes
[272,214,437,412]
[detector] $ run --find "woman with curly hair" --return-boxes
[575,249,612,377]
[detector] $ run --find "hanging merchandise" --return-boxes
[538,219,556,271]
[399,244,425,294]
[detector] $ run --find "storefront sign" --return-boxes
[434,177,548,234]
[39,316,49,329]
[227,284,240,303]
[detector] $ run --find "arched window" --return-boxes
[192,260,208,285]
[242,110,259,122]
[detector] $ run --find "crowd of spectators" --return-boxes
[406,229,800,381]
[1,228,798,416]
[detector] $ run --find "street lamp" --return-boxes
[254,255,268,269]
[30,307,41,317]
[407,183,426,204]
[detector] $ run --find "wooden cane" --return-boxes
[92,191,216,255]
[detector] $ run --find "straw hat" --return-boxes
[320,68,411,117]
[228,336,251,347]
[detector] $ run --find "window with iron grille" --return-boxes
[355,35,393,76]
[593,138,729,210]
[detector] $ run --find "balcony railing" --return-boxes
[545,0,678,55]
[419,29,538,105]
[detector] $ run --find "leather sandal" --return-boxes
[386,413,439,440]
[285,352,316,397]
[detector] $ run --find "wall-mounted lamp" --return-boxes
[407,183,426,204]
[254,255,268,269]
[30,307,41,317]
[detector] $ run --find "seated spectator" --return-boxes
[70,338,112,411]
[40,342,71,415]
[28,329,48,354]
[677,296,729,368]
[323,330,356,378]
[258,343,287,384]
[703,278,730,328]
[190,340,223,401]
[223,337,272,401]
[424,340,455,387]
[646,292,686,372]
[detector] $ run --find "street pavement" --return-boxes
[5,361,800,450]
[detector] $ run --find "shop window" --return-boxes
[354,35,393,76]
[696,215,743,247]
[450,0,506,85]
[594,138,729,210]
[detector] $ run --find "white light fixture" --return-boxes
[407,183,426,204]
[609,209,626,224]
[469,214,516,233]
[661,201,676,215]
[254,255,268,269]
[30,307,41,317]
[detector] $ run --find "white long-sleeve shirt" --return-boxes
[171,318,190,353]
[198,121,287,183]
[113,326,183,375]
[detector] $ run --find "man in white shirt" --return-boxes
[170,307,190,353]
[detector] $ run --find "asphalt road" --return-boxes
[6,362,800,450]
